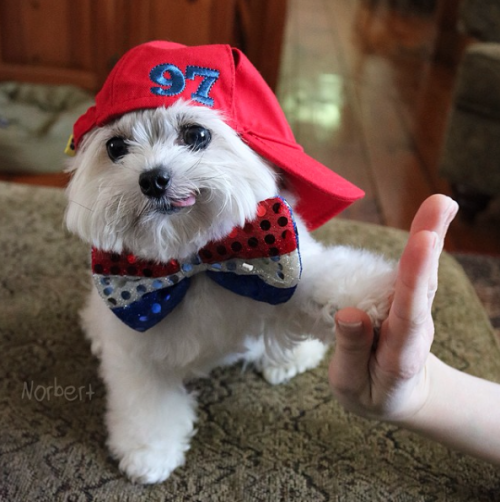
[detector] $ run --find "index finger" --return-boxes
[375,196,457,374]
[408,194,458,305]
[388,229,438,343]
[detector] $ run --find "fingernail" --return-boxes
[446,197,459,224]
[337,319,363,331]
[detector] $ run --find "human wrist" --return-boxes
[390,354,500,465]
[391,353,444,431]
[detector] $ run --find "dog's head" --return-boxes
[65,41,363,262]
[65,101,277,262]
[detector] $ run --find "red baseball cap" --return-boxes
[71,41,364,230]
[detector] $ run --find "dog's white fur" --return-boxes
[66,101,396,484]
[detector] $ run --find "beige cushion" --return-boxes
[0,82,93,174]
[1,182,499,499]
[439,43,500,194]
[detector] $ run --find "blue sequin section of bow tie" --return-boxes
[92,196,301,332]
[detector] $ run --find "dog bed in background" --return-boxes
[0,82,93,174]
[1,181,499,501]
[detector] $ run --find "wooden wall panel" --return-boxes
[0,0,285,91]
[149,0,212,46]
[210,0,237,44]
[21,0,71,67]
[0,0,99,88]
[237,0,288,91]
[0,0,28,64]
[67,0,93,70]
[127,0,152,49]
[0,0,89,68]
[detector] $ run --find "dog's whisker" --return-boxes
[67,199,95,213]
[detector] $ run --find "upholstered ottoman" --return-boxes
[1,182,499,501]
[460,0,500,43]
[439,43,500,220]
[439,0,500,220]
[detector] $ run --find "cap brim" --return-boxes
[243,132,365,230]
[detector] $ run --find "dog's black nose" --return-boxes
[139,168,171,199]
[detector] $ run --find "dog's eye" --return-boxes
[181,125,211,151]
[106,137,129,162]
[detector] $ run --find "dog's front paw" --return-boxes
[117,446,186,484]
[363,293,394,330]
[262,339,327,385]
[351,268,397,330]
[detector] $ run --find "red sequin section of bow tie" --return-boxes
[92,197,297,277]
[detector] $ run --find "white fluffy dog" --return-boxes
[65,42,396,484]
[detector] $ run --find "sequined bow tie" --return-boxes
[92,197,302,332]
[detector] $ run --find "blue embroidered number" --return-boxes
[149,64,220,106]
[150,64,186,96]
[185,66,220,106]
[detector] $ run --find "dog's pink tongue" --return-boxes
[171,194,196,208]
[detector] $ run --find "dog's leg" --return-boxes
[285,239,397,340]
[241,240,396,386]
[100,345,197,484]
[249,239,395,385]
[81,291,196,483]
[244,336,327,385]
[261,338,328,385]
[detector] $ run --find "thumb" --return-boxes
[329,308,375,397]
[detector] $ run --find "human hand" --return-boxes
[329,195,459,423]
